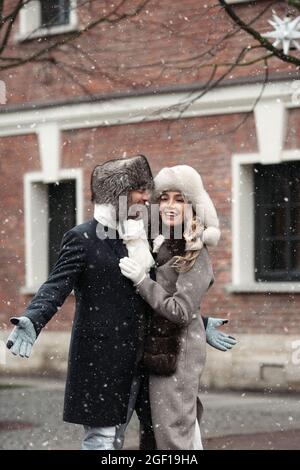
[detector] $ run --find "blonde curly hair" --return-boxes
[172,206,205,273]
[155,193,205,273]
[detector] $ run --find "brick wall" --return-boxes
[1,105,300,335]
[1,0,299,339]
[1,0,295,105]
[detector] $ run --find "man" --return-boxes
[6,155,156,450]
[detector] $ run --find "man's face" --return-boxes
[128,188,150,206]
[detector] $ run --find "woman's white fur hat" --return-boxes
[154,165,221,246]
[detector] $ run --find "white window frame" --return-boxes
[16,0,78,42]
[227,96,300,294]
[22,168,83,294]
[228,149,300,294]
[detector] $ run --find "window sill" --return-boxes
[226,282,300,294]
[15,23,79,43]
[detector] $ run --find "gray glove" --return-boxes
[6,316,36,358]
[206,317,237,352]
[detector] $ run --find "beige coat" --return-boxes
[136,243,214,450]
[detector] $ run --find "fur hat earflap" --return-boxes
[91,155,154,208]
[154,165,221,247]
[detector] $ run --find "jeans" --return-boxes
[81,376,140,450]
[81,425,116,450]
[193,419,203,450]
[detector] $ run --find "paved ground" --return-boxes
[204,430,300,450]
[1,377,300,450]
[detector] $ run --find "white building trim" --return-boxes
[254,100,287,164]
[16,0,78,42]
[37,123,61,182]
[228,93,300,293]
[0,80,300,136]
[22,168,83,293]
[229,147,300,294]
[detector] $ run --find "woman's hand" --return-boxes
[206,317,237,351]
[119,257,147,286]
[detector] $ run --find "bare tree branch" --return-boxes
[288,0,300,11]
[0,1,25,55]
[219,0,300,67]
[107,0,277,73]
[0,0,151,71]
[0,0,298,119]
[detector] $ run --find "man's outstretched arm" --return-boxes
[6,229,87,356]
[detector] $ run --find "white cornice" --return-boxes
[0,80,299,137]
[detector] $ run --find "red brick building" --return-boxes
[1,0,300,390]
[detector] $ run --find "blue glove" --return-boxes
[6,316,36,358]
[206,317,237,352]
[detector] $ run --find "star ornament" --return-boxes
[262,14,300,55]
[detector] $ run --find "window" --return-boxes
[41,0,71,28]
[23,170,83,293]
[48,180,76,272]
[17,0,78,41]
[254,162,300,282]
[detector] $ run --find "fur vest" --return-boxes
[143,238,185,376]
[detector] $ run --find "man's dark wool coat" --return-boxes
[24,218,150,427]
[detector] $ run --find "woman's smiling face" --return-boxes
[159,191,185,227]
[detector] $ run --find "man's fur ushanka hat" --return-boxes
[91,155,154,208]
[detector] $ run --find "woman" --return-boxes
[119,165,233,450]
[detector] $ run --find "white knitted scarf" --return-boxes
[94,203,155,273]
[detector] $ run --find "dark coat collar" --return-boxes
[93,218,128,259]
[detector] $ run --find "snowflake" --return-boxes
[262,14,300,55]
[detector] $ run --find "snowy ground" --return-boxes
[1,377,300,450]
